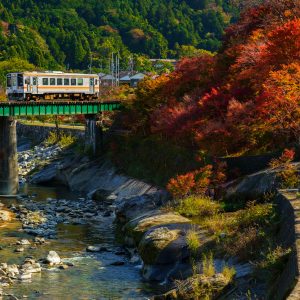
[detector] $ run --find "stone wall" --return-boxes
[17,122,84,143]
[270,191,300,299]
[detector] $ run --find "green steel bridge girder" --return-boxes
[0,101,122,117]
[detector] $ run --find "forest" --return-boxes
[110,0,300,185]
[0,0,238,71]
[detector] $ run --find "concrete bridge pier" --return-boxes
[85,114,103,156]
[0,117,19,195]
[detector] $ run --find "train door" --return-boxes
[32,77,38,94]
[89,78,94,94]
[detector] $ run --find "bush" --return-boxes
[235,202,275,229]
[176,196,220,217]
[202,252,215,277]
[222,265,236,282]
[167,173,196,199]
[223,227,264,260]
[186,229,201,257]
[45,131,76,148]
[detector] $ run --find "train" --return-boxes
[6,71,100,101]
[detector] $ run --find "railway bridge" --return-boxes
[0,100,122,195]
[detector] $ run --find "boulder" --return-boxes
[115,191,170,224]
[30,163,58,184]
[225,168,280,200]
[124,212,191,245]
[45,251,61,265]
[138,224,211,282]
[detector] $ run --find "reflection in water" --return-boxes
[0,184,155,299]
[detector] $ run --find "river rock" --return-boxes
[124,212,191,245]
[0,210,11,222]
[115,191,170,224]
[86,246,101,252]
[16,239,31,246]
[18,272,32,281]
[15,247,25,253]
[45,251,61,265]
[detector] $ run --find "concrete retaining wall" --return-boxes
[17,122,84,143]
[271,191,300,299]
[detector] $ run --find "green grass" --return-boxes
[176,195,220,218]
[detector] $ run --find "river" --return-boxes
[0,183,159,299]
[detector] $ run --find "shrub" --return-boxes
[260,246,292,272]
[186,229,201,257]
[269,148,295,168]
[58,132,76,148]
[222,265,236,282]
[223,227,263,260]
[202,252,215,277]
[45,131,58,145]
[45,131,76,148]
[167,162,227,199]
[167,172,195,198]
[235,202,275,228]
[176,195,220,217]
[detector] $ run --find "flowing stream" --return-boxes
[0,184,158,300]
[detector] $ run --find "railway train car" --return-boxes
[6,71,100,101]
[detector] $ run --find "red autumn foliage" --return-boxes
[269,148,296,168]
[167,162,227,199]
[119,0,300,181]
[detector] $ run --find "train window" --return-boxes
[33,77,37,85]
[50,78,56,85]
[78,78,83,85]
[7,75,11,87]
[43,78,49,85]
[25,77,30,84]
[17,74,23,87]
[95,79,98,85]
[64,78,70,85]
[57,78,62,85]
[71,79,76,86]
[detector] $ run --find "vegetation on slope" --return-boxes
[110,0,300,185]
[0,0,238,71]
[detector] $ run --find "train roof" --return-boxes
[8,71,98,77]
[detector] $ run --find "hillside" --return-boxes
[0,0,238,71]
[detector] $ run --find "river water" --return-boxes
[0,184,158,299]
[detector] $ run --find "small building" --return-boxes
[100,74,115,87]
[130,73,146,87]
[119,74,131,86]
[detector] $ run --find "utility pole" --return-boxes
[88,53,92,74]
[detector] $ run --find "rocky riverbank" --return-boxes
[28,151,206,285]
[13,140,261,298]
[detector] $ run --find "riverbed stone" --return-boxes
[86,246,101,252]
[45,251,61,265]
[0,210,11,222]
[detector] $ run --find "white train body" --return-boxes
[6,71,100,101]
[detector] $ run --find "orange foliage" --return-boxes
[122,2,300,159]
